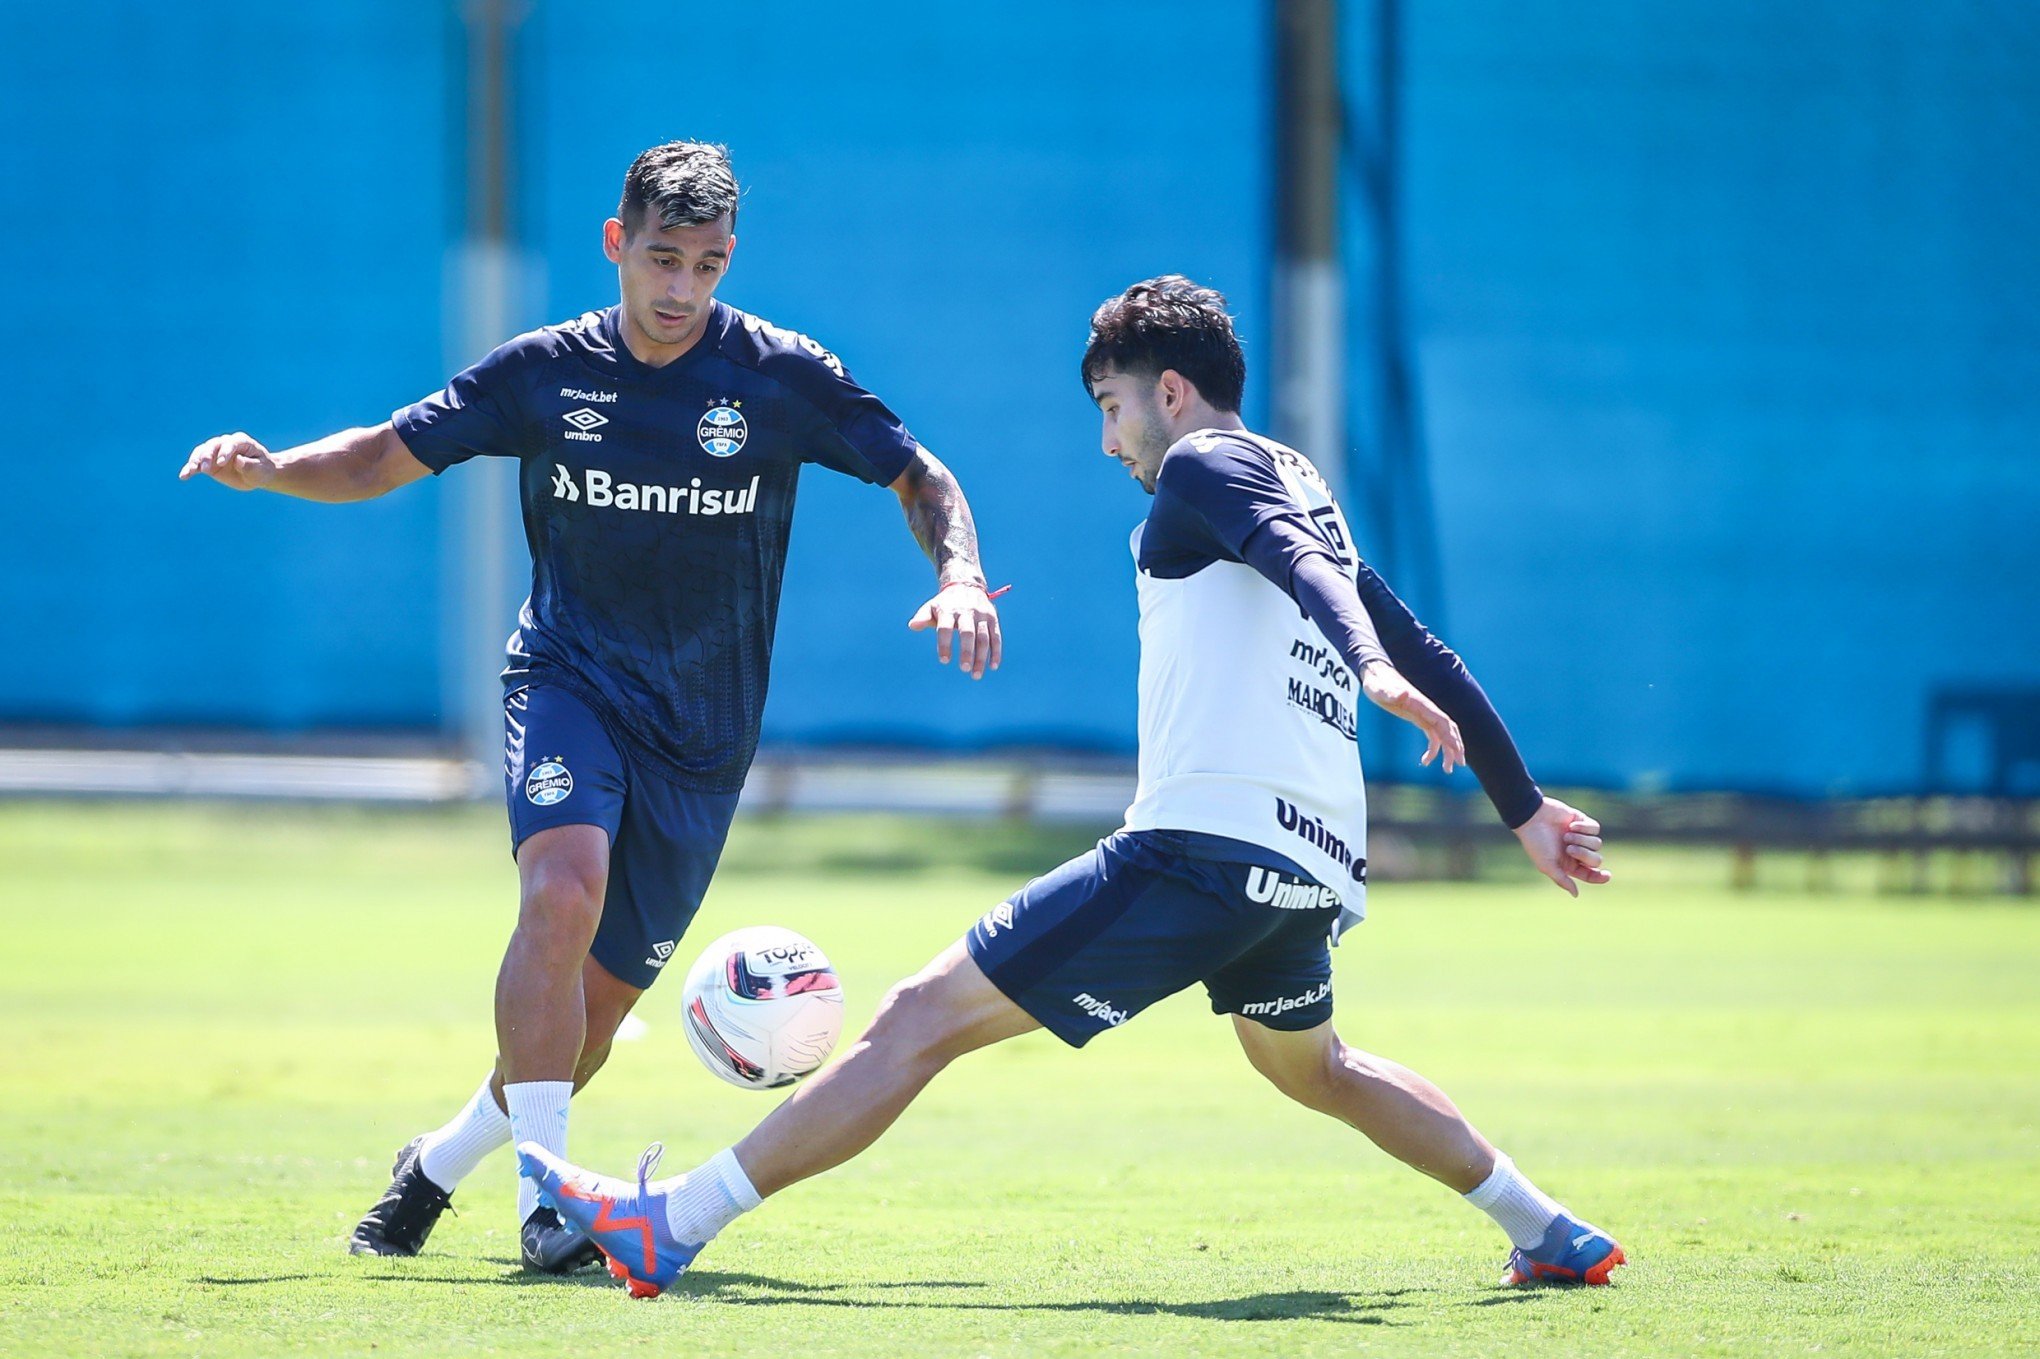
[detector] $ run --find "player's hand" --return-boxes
[907,581,1002,680]
[1358,661,1464,773]
[180,432,277,491]
[1512,796,1612,897]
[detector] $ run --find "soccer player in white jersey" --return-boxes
[520,276,1624,1296]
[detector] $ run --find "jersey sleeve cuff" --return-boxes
[1498,784,1545,830]
[389,405,455,475]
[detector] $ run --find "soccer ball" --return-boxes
[680,926,845,1089]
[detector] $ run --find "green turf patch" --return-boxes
[1,802,2035,1357]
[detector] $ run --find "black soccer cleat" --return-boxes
[348,1136,455,1257]
[520,1205,605,1275]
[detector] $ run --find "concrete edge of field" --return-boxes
[0,744,1137,822]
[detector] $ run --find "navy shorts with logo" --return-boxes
[504,684,741,990]
[965,830,1343,1048]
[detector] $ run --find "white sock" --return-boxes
[505,1080,573,1222]
[1464,1153,1566,1249]
[655,1148,762,1246]
[415,1078,513,1192]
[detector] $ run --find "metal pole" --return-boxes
[442,0,529,789]
[1271,0,1347,497]
[1349,0,1447,773]
[1371,0,1446,632]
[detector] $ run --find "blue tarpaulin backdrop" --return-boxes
[4,1,2035,795]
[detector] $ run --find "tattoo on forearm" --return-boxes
[902,454,984,589]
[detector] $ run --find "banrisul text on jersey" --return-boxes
[393,301,920,792]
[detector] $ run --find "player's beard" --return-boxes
[647,309,694,345]
[1131,414,1171,493]
[630,297,705,355]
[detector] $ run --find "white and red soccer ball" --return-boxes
[681,926,844,1089]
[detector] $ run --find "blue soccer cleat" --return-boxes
[516,1141,701,1298]
[1501,1213,1627,1286]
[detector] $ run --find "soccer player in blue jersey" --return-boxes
[521,276,1625,1296]
[179,142,1003,1272]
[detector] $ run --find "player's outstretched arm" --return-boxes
[179,422,430,503]
[1265,535,1607,894]
[1336,555,1610,893]
[1279,550,1464,768]
[892,448,1002,680]
[1154,435,1604,893]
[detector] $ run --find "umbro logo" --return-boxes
[563,407,609,441]
[646,939,677,969]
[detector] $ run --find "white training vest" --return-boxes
[1121,430,1370,925]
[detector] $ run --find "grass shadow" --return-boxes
[198,1266,615,1290]
[241,1264,1424,1324]
[204,1262,1485,1328]
[195,1267,999,1294]
[356,1269,619,1289]
[677,1272,1422,1325]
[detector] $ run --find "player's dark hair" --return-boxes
[619,141,740,236]
[1081,275,1246,413]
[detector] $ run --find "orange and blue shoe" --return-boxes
[1501,1214,1627,1286]
[516,1141,701,1298]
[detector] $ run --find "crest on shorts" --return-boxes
[525,758,573,806]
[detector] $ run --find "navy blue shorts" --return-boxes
[504,685,741,991]
[965,831,1343,1048]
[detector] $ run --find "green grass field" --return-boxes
[2,803,2036,1358]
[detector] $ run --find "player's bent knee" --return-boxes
[864,973,972,1069]
[1270,1055,1344,1113]
[515,882,602,944]
[517,855,605,939]
[864,975,941,1048]
[510,902,602,968]
[1241,1021,1347,1112]
[1312,1041,1364,1108]
[521,848,603,901]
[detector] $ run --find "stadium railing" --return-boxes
[2,734,2032,895]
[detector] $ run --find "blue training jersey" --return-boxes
[393,301,920,792]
